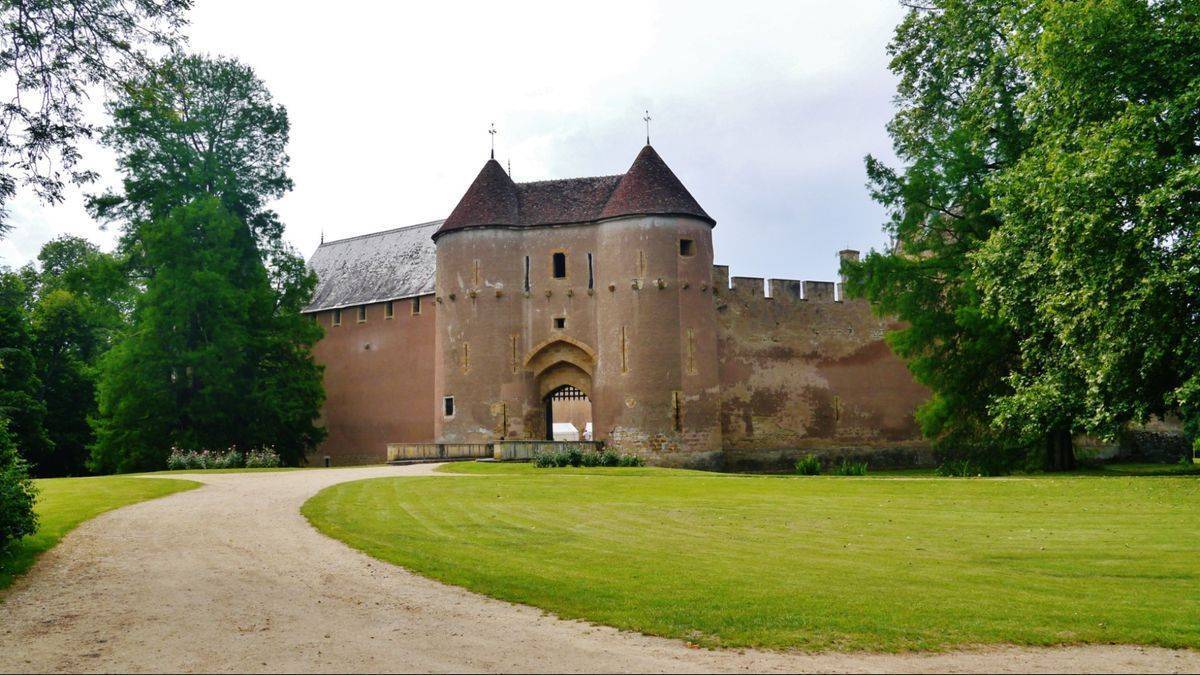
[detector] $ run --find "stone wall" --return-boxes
[713,264,932,471]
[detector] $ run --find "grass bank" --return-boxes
[304,465,1199,652]
[1,475,199,592]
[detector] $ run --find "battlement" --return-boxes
[712,250,859,304]
[715,266,845,303]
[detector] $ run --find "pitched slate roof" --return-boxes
[434,145,712,239]
[303,220,441,313]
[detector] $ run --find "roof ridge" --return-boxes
[515,173,623,187]
[319,219,446,247]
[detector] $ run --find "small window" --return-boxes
[357,305,367,323]
[552,252,567,278]
[412,296,422,315]
[524,255,531,292]
[553,317,566,330]
[680,239,695,257]
[385,301,394,319]
[443,396,455,418]
[587,253,594,290]
[332,308,342,327]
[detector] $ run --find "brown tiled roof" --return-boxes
[600,145,711,223]
[434,145,712,239]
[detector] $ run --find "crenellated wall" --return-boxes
[713,257,933,471]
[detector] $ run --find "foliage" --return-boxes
[88,54,324,472]
[305,468,1200,651]
[843,0,1037,471]
[0,0,190,235]
[531,448,642,468]
[794,454,821,475]
[0,416,37,554]
[164,445,280,470]
[832,459,868,476]
[0,473,196,591]
[974,0,1200,454]
[23,237,131,476]
[0,272,52,472]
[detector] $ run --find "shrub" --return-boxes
[794,454,821,475]
[833,459,867,476]
[532,450,556,468]
[564,447,583,467]
[599,449,621,467]
[580,451,602,467]
[617,453,644,467]
[245,447,281,468]
[0,418,38,552]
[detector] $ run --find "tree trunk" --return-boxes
[1044,427,1076,472]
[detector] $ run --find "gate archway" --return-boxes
[524,337,595,440]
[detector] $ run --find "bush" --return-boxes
[833,459,868,476]
[0,418,38,552]
[795,454,821,475]
[163,445,280,470]
[532,448,643,468]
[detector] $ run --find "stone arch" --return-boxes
[523,336,596,379]
[537,362,592,400]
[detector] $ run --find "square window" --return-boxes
[553,317,566,330]
[680,239,696,257]
[385,301,394,319]
[443,396,455,417]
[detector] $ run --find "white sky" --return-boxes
[2,0,906,282]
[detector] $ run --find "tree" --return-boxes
[0,0,191,235]
[974,0,1200,457]
[0,414,38,554]
[842,0,1045,472]
[0,272,52,473]
[24,236,131,476]
[89,55,323,471]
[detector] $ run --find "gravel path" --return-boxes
[1,464,1195,673]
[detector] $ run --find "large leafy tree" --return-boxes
[24,236,130,476]
[0,0,190,235]
[89,55,323,472]
[0,272,52,473]
[842,0,1045,471]
[975,0,1200,454]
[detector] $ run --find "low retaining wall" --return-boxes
[386,443,492,462]
[492,440,604,461]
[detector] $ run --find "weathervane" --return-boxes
[489,122,497,159]
[643,110,652,145]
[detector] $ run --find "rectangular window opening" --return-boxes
[357,305,367,323]
[523,255,531,292]
[332,308,342,326]
[552,252,567,279]
[587,253,594,290]
[680,239,696,257]
[443,396,455,418]
[412,296,422,315]
[385,301,394,319]
[553,317,566,330]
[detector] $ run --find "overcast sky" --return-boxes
[2,0,906,282]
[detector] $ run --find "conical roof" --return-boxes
[434,145,712,240]
[437,159,519,236]
[599,145,712,223]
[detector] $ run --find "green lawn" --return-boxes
[304,465,1200,652]
[1,475,199,592]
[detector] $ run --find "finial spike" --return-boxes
[488,122,497,159]
[643,110,652,145]
[507,158,512,177]
[320,229,324,244]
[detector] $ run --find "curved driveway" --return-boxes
[1,464,1195,673]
